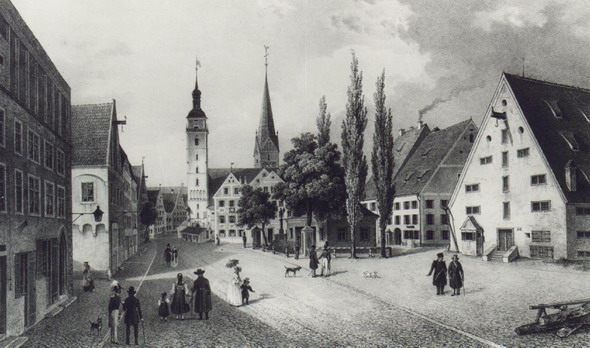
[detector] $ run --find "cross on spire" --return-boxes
[196,57,201,71]
[264,45,270,68]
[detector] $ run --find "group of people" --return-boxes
[164,243,179,268]
[107,280,143,345]
[226,263,255,306]
[427,252,464,296]
[159,271,213,321]
[308,243,332,277]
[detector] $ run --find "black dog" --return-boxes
[89,317,102,335]
[284,266,302,277]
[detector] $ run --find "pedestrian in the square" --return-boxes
[319,247,331,277]
[216,235,220,246]
[427,252,447,295]
[171,246,178,268]
[309,245,319,277]
[242,234,247,248]
[164,243,172,267]
[158,292,170,321]
[122,286,143,346]
[240,278,255,305]
[285,246,290,258]
[448,255,464,296]
[192,269,212,320]
[170,273,190,320]
[295,244,300,260]
[82,262,94,292]
[227,266,243,306]
[108,283,122,344]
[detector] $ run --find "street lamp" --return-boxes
[72,205,104,223]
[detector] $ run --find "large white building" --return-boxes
[450,73,590,261]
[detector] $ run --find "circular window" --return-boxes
[502,99,507,106]
[486,135,492,142]
[518,126,524,134]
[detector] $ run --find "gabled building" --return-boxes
[72,101,139,272]
[147,188,165,239]
[0,0,73,335]
[158,186,188,234]
[450,73,590,261]
[131,163,148,244]
[387,119,477,247]
[253,57,280,168]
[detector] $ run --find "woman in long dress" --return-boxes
[170,273,190,319]
[226,266,242,306]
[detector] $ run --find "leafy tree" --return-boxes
[341,51,368,259]
[371,70,395,258]
[237,185,278,247]
[317,96,331,147]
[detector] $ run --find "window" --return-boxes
[337,228,346,241]
[195,179,199,186]
[531,201,551,212]
[441,230,449,240]
[0,163,5,212]
[403,215,410,224]
[440,200,448,209]
[411,201,418,209]
[480,156,492,165]
[223,187,229,195]
[15,170,23,214]
[576,207,590,215]
[426,214,434,225]
[27,129,40,163]
[81,182,94,202]
[370,202,376,211]
[530,245,553,259]
[441,214,449,224]
[219,230,226,237]
[44,141,54,170]
[466,206,480,214]
[577,231,590,239]
[28,175,40,215]
[501,129,509,144]
[394,216,400,225]
[56,149,65,175]
[219,216,225,223]
[517,148,530,158]
[195,167,199,173]
[0,109,4,147]
[503,202,510,220]
[465,184,479,192]
[532,231,551,243]
[45,181,55,216]
[560,131,580,151]
[577,251,590,258]
[229,200,235,207]
[502,176,509,192]
[360,228,369,241]
[502,151,508,167]
[394,202,400,210]
[404,230,419,239]
[531,174,546,185]
[403,201,410,210]
[462,232,474,241]
[14,119,23,155]
[233,187,239,195]
[426,200,434,209]
[229,230,236,237]
[426,230,434,240]
[229,215,236,223]
[195,154,198,160]
[412,214,418,225]
[194,137,199,146]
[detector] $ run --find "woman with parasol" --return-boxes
[226,259,243,306]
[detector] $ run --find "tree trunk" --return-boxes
[350,223,357,258]
[380,222,387,258]
[261,222,268,247]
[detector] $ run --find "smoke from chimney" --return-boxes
[418,82,486,121]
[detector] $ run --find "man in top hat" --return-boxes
[122,286,143,345]
[309,245,319,277]
[448,255,464,296]
[192,269,212,320]
[427,252,447,295]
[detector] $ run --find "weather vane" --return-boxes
[264,45,270,67]
[196,56,201,71]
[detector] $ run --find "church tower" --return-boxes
[186,59,209,225]
[254,46,280,168]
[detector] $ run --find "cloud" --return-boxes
[331,15,363,33]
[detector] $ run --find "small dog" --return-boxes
[363,271,380,278]
[284,265,302,277]
[89,317,102,335]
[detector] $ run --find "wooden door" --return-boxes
[476,232,484,256]
[497,229,514,251]
[0,256,6,335]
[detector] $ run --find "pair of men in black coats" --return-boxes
[427,252,464,296]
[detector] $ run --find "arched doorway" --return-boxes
[394,228,402,245]
[58,230,67,295]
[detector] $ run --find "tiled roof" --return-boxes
[180,226,207,235]
[72,103,113,166]
[365,125,431,200]
[395,119,472,196]
[147,189,160,204]
[162,194,176,213]
[505,73,590,203]
[154,186,188,195]
[207,168,266,207]
[131,165,143,182]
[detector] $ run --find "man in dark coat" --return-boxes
[427,252,447,295]
[448,254,464,296]
[164,244,172,267]
[192,269,212,320]
[242,234,247,248]
[122,286,143,345]
[309,245,319,277]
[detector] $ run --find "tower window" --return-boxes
[195,154,198,160]
[196,167,199,173]
[195,179,199,186]
[194,137,199,146]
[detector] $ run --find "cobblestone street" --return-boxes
[18,235,590,347]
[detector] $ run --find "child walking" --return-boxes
[240,278,255,305]
[158,292,170,321]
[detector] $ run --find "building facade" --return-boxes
[0,0,73,335]
[450,73,590,261]
[147,188,165,239]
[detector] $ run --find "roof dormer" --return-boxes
[560,131,580,151]
[544,99,563,119]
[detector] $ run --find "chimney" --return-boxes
[417,120,424,129]
[399,128,405,136]
[566,160,577,192]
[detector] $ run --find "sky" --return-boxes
[11,0,590,186]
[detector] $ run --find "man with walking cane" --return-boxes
[427,252,447,295]
[122,286,143,345]
[448,254,464,296]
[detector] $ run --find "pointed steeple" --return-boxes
[187,58,206,119]
[254,46,280,168]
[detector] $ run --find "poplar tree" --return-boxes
[371,70,395,258]
[341,51,368,259]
